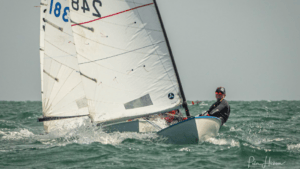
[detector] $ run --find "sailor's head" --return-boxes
[215,87,226,100]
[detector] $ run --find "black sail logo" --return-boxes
[168,93,175,99]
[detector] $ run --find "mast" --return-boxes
[153,0,190,117]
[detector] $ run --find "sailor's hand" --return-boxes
[201,112,208,116]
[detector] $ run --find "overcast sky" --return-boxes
[0,0,300,101]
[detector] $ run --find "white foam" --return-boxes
[35,120,160,146]
[287,144,300,151]
[178,147,191,152]
[206,138,240,147]
[1,129,34,140]
[230,127,242,131]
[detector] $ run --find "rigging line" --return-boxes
[79,41,164,64]
[132,0,179,93]
[71,3,154,27]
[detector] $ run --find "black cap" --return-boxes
[216,87,226,95]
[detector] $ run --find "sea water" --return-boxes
[0,101,299,169]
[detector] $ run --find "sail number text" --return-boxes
[49,0,69,22]
[72,0,102,17]
[48,0,102,23]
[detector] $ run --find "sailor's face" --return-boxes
[215,92,225,100]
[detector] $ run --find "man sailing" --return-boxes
[199,87,230,125]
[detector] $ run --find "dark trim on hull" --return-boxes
[153,0,190,117]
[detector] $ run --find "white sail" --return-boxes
[69,0,183,124]
[42,0,89,132]
[40,0,47,98]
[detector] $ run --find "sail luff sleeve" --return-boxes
[153,0,190,117]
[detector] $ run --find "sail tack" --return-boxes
[69,0,183,123]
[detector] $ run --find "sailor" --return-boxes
[199,87,230,125]
[164,109,187,125]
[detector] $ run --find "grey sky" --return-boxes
[0,0,300,101]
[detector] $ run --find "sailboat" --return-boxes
[38,0,222,143]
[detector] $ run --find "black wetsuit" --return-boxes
[204,99,230,125]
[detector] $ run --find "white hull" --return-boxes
[157,116,222,144]
[102,120,160,133]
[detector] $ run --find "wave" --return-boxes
[287,144,300,151]
[205,138,240,147]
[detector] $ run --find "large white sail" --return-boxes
[41,0,89,132]
[69,0,183,124]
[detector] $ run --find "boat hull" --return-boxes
[157,116,222,144]
[102,120,158,133]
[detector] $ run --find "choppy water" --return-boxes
[0,101,299,169]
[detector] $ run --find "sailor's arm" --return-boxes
[199,103,216,116]
[209,102,227,116]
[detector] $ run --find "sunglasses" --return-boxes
[215,92,223,95]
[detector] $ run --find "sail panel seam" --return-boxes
[72,31,167,56]
[44,53,77,72]
[48,67,77,108]
[49,82,84,113]
[76,53,175,83]
[79,41,164,64]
